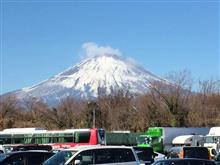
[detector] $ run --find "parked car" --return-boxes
[151,158,216,165]
[167,146,182,158]
[133,146,156,165]
[179,146,211,160]
[43,145,140,165]
[0,150,55,165]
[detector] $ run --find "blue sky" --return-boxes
[1,0,219,94]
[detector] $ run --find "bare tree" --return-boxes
[187,78,220,126]
[42,97,86,129]
[148,70,192,127]
[0,95,17,129]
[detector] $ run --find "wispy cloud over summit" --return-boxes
[81,42,122,58]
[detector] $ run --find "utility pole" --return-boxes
[93,106,96,128]
[88,101,96,128]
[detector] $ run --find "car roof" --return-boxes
[12,144,52,151]
[133,146,153,149]
[64,145,133,151]
[6,150,53,155]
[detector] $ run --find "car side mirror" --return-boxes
[74,159,81,165]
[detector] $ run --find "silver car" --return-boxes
[43,145,140,165]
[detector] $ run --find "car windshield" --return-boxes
[137,136,148,144]
[43,150,77,165]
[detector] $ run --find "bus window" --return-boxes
[47,134,53,143]
[0,135,12,144]
[57,133,63,143]
[63,133,74,142]
[75,132,90,143]
[24,134,33,144]
[4,138,12,144]
[14,138,24,144]
[35,137,44,144]
[52,134,59,143]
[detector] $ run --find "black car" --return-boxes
[182,146,210,160]
[151,158,215,165]
[0,151,55,165]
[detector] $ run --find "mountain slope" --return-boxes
[12,54,168,105]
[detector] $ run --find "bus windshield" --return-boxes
[204,136,220,143]
[137,136,151,145]
[137,136,159,145]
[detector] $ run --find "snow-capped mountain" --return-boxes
[8,54,169,105]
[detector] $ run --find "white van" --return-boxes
[43,145,140,165]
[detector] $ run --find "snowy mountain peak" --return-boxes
[13,54,167,105]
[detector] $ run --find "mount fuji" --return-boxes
[7,54,169,105]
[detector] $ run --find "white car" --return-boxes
[43,145,140,165]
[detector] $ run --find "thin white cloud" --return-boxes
[81,42,122,58]
[126,57,141,66]
[78,42,142,68]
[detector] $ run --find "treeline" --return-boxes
[0,71,220,132]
